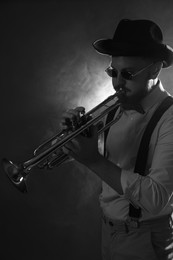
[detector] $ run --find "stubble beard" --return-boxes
[117,87,149,105]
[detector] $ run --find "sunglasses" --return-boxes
[105,63,153,80]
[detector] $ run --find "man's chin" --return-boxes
[118,93,131,103]
[118,92,142,104]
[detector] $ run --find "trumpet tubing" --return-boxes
[2,90,124,193]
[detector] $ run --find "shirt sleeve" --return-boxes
[121,110,173,215]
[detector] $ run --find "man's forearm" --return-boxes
[85,154,123,195]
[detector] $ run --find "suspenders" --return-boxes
[105,96,173,219]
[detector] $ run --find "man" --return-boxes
[60,19,173,260]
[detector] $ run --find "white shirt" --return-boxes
[100,81,173,221]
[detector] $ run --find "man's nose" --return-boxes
[112,74,125,87]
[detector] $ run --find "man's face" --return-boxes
[110,56,153,103]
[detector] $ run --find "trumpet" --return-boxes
[2,89,124,193]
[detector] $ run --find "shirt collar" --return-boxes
[140,80,169,113]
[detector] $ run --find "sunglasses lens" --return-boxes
[106,68,118,78]
[121,71,133,80]
[106,67,133,80]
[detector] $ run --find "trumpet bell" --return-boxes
[2,158,27,193]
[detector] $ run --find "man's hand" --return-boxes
[60,107,100,165]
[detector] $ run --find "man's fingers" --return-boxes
[60,107,86,130]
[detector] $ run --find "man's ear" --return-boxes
[150,61,163,79]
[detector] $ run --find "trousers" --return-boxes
[102,214,173,260]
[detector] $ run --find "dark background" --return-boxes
[1,1,173,259]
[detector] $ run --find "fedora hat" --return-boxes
[93,19,173,68]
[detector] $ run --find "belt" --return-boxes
[102,214,172,232]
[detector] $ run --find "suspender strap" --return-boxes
[129,96,173,219]
[134,96,173,174]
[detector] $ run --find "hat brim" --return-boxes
[93,39,173,68]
